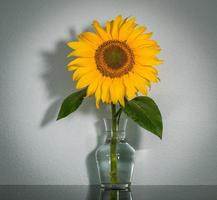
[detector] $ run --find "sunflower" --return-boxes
[67,15,163,108]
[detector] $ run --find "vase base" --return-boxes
[100,183,131,190]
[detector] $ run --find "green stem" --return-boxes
[110,104,118,184]
[117,109,122,130]
[110,190,118,200]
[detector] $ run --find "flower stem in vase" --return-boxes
[110,103,118,184]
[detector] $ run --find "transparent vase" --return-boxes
[95,118,135,190]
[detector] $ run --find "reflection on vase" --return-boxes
[99,188,132,200]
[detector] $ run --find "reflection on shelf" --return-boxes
[99,188,132,200]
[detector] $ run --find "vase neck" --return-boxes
[103,118,127,141]
[105,131,126,141]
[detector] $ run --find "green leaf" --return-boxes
[123,96,163,139]
[57,88,86,120]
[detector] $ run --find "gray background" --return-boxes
[0,0,217,185]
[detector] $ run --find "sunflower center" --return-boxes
[95,40,134,78]
[104,46,127,68]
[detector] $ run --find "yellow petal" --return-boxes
[119,17,137,41]
[93,20,111,41]
[134,65,159,83]
[133,46,161,57]
[86,75,101,96]
[67,48,95,58]
[110,78,125,105]
[79,32,102,47]
[135,56,163,66]
[117,78,125,106]
[67,58,95,67]
[67,41,95,50]
[128,38,159,49]
[123,74,137,100]
[67,65,78,71]
[76,70,100,89]
[127,26,146,43]
[101,77,112,103]
[105,21,112,38]
[68,65,94,72]
[118,87,125,106]
[136,65,158,74]
[129,72,148,95]
[111,15,123,39]
[95,78,103,109]
[72,67,96,81]
[109,79,117,104]
[137,32,153,40]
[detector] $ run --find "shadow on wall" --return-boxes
[40,28,144,185]
[40,30,76,127]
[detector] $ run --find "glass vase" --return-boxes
[95,118,135,190]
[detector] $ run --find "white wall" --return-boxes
[0,0,217,185]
